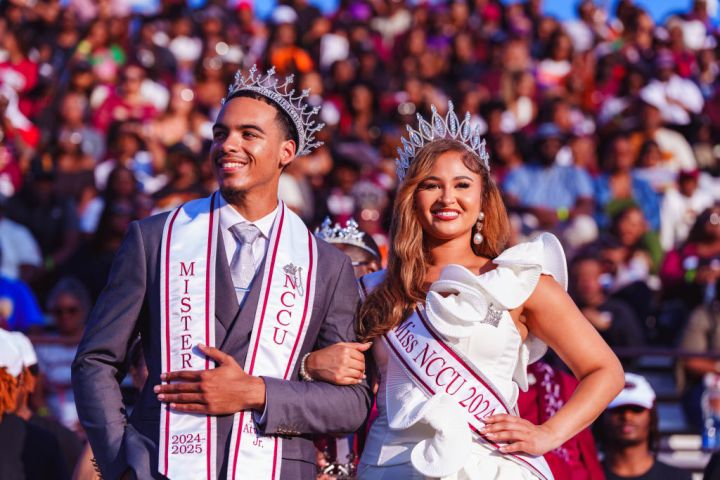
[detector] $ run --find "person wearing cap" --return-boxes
[0,329,67,480]
[10,329,83,478]
[597,372,691,480]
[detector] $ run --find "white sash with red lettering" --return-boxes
[159,192,221,480]
[158,195,317,480]
[384,306,553,480]
[226,202,317,480]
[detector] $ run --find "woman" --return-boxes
[32,277,91,431]
[305,103,624,479]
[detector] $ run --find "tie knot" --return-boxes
[230,222,261,244]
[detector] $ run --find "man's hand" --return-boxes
[306,342,371,385]
[154,344,266,415]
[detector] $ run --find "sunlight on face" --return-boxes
[414,150,483,244]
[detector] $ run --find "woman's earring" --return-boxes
[473,212,485,245]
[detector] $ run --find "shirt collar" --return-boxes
[217,192,278,239]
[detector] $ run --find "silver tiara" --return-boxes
[314,217,378,257]
[396,101,489,182]
[224,65,324,157]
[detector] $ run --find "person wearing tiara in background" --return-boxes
[72,66,371,480]
[304,102,624,479]
[310,218,381,478]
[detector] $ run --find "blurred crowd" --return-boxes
[0,0,720,477]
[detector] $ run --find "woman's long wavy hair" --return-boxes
[358,139,510,341]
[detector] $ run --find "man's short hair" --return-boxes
[226,91,299,148]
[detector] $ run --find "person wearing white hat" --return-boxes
[8,330,84,479]
[0,329,67,480]
[598,372,690,480]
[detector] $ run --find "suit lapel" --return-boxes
[214,233,239,347]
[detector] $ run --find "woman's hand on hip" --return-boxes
[481,414,560,456]
[305,342,372,385]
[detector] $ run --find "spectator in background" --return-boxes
[629,97,698,172]
[0,245,44,332]
[0,329,67,480]
[503,123,597,249]
[33,277,90,431]
[0,194,41,283]
[594,133,660,232]
[151,144,205,211]
[6,172,80,288]
[596,373,691,480]
[639,50,703,127]
[660,169,715,251]
[54,92,105,165]
[678,300,720,431]
[661,206,720,311]
[10,331,82,478]
[570,254,645,350]
[94,121,165,194]
[634,139,677,195]
[63,200,135,301]
[518,361,605,480]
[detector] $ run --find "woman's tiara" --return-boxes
[224,65,324,157]
[396,101,489,182]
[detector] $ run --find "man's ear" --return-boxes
[279,139,296,168]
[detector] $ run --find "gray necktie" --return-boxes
[229,222,261,304]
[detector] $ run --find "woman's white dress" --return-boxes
[358,233,567,480]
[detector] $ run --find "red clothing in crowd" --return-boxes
[518,361,606,480]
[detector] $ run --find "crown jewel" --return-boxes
[396,101,489,182]
[315,217,377,257]
[224,65,324,157]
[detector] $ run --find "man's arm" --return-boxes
[72,221,147,478]
[259,256,372,435]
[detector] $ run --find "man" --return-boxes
[598,372,690,480]
[569,255,645,352]
[72,66,371,480]
[502,122,597,250]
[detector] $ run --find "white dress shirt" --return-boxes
[217,194,278,274]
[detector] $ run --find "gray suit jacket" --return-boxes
[72,210,371,480]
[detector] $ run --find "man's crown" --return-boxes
[224,65,324,157]
[396,101,489,182]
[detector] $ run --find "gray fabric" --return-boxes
[72,208,372,480]
[228,222,261,303]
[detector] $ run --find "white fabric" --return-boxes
[0,218,42,280]
[360,233,567,479]
[9,331,37,367]
[640,77,704,126]
[660,187,715,251]
[0,328,23,377]
[652,127,698,172]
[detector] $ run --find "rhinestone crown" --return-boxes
[314,217,378,257]
[224,65,324,157]
[396,101,489,182]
